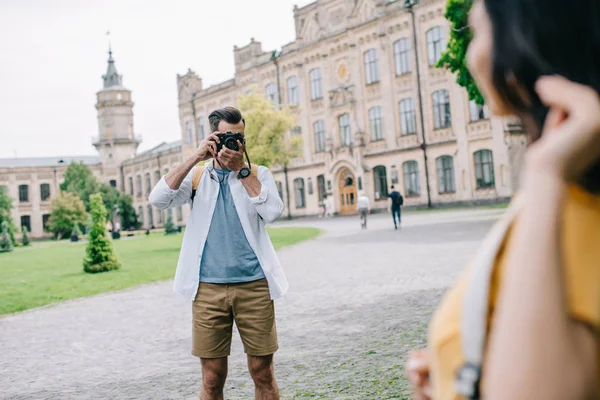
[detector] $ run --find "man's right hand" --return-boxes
[194,133,220,162]
[406,349,432,400]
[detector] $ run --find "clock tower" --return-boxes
[94,47,141,189]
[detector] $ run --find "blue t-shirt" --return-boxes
[199,169,265,283]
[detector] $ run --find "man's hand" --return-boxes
[195,133,220,162]
[216,141,246,172]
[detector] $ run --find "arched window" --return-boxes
[317,175,326,202]
[294,178,306,208]
[474,150,495,188]
[403,161,421,196]
[436,156,456,193]
[426,26,446,66]
[373,166,389,199]
[432,90,451,129]
[394,38,412,75]
[364,49,380,84]
[266,83,279,108]
[314,120,326,152]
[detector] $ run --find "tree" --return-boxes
[164,213,177,235]
[237,88,302,218]
[0,190,16,246]
[0,220,14,253]
[48,192,88,239]
[83,193,121,273]
[437,0,484,104]
[117,194,140,231]
[60,163,100,210]
[21,226,30,247]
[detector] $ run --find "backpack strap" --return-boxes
[456,199,522,399]
[190,165,205,203]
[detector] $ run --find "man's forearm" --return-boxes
[165,154,201,190]
[240,172,262,197]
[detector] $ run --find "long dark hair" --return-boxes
[483,0,600,193]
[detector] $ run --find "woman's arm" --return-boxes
[485,76,600,400]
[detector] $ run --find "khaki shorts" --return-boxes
[192,278,278,358]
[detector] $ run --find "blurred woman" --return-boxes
[406,0,600,399]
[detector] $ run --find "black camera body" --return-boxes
[213,131,245,152]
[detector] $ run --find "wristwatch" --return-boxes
[237,167,251,180]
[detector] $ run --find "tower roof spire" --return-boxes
[102,32,123,88]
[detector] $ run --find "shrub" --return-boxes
[83,193,121,273]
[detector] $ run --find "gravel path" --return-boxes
[0,209,502,400]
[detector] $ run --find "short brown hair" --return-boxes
[208,107,245,132]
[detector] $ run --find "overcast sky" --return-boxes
[0,0,313,159]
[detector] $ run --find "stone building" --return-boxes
[176,0,527,218]
[0,0,528,238]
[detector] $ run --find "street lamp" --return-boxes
[270,50,293,219]
[404,0,433,209]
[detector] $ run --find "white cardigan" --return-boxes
[148,160,289,301]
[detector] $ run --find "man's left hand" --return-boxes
[216,141,245,172]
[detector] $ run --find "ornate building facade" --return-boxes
[177,0,527,218]
[0,0,527,238]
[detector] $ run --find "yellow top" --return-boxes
[428,186,600,400]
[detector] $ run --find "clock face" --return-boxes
[336,63,349,83]
[116,93,122,100]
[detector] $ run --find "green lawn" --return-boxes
[0,227,320,315]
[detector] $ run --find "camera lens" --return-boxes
[224,138,238,151]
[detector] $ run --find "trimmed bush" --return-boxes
[21,226,30,247]
[83,193,121,273]
[0,220,14,253]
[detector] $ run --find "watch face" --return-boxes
[240,168,251,177]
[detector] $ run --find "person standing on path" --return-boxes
[149,107,287,400]
[356,191,370,229]
[388,186,404,229]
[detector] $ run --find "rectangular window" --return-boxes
[469,100,490,122]
[399,98,417,135]
[20,215,31,233]
[287,76,299,105]
[309,68,323,100]
[314,120,326,153]
[147,205,154,226]
[145,173,151,195]
[364,49,380,84]
[138,206,144,225]
[474,150,495,189]
[40,183,51,201]
[433,90,451,129]
[19,184,29,203]
[276,181,283,200]
[136,175,142,197]
[339,114,352,146]
[394,38,412,75]
[369,106,385,141]
[42,214,50,232]
[157,209,163,224]
[129,176,134,195]
[294,178,306,208]
[197,116,206,141]
[155,171,161,185]
[373,166,389,199]
[176,206,183,222]
[317,175,326,202]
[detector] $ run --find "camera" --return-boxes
[213,132,245,152]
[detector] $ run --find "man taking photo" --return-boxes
[149,107,287,400]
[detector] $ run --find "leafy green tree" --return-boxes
[237,87,302,168]
[164,213,177,235]
[71,222,82,242]
[237,88,302,218]
[118,195,140,230]
[0,190,16,246]
[48,192,88,239]
[0,220,14,253]
[437,0,484,104]
[21,226,30,246]
[83,193,121,273]
[60,163,100,210]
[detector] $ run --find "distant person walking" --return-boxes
[356,192,370,229]
[324,195,334,219]
[388,186,403,230]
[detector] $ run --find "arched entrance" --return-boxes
[338,168,357,215]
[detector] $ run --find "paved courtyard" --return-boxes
[0,208,503,400]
